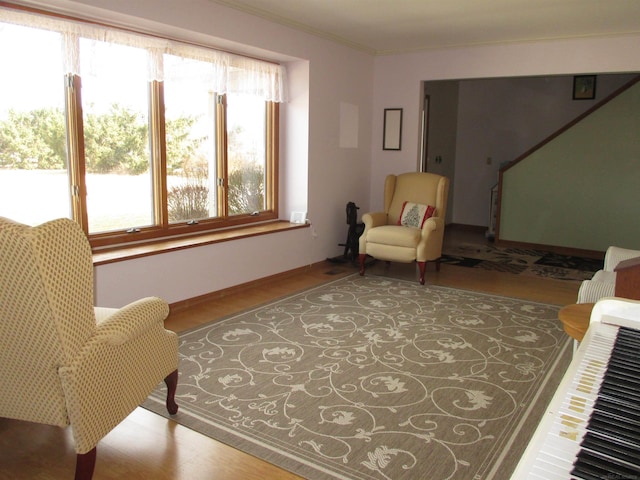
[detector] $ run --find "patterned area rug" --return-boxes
[143,275,572,480]
[441,243,602,281]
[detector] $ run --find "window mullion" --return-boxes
[265,102,278,214]
[149,80,168,227]
[216,94,228,218]
[64,73,89,231]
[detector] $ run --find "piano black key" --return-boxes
[609,353,640,375]
[617,326,640,341]
[586,414,640,449]
[571,451,625,480]
[598,385,640,407]
[609,345,640,357]
[581,431,640,466]
[588,413,640,445]
[602,368,640,388]
[606,359,640,376]
[614,330,639,341]
[598,379,640,401]
[597,386,640,408]
[572,449,640,480]
[612,330,640,345]
[571,457,610,480]
[591,402,640,428]
[599,373,640,397]
[593,397,640,423]
[606,357,640,374]
[612,341,640,355]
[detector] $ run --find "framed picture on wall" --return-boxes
[573,75,596,100]
[383,108,402,150]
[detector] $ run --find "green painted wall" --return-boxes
[499,81,640,252]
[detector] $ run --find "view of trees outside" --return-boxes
[0,22,267,232]
[80,40,155,233]
[0,24,70,226]
[226,94,267,215]
[163,53,267,222]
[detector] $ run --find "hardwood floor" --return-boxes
[0,227,580,480]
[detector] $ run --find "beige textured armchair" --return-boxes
[359,172,449,284]
[0,217,179,479]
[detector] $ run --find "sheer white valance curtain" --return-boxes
[0,7,288,103]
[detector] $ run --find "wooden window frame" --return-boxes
[86,95,279,250]
[2,4,280,252]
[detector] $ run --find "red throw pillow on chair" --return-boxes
[397,202,435,229]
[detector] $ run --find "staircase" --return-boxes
[496,76,640,255]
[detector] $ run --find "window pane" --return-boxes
[79,39,153,233]
[163,54,217,223]
[0,24,71,225]
[226,94,266,215]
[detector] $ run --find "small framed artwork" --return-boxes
[573,75,596,100]
[383,108,402,150]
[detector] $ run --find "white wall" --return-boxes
[95,228,314,306]
[18,0,374,306]
[371,36,640,220]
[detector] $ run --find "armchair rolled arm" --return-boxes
[359,212,388,255]
[420,216,442,235]
[417,216,445,262]
[94,297,170,346]
[362,211,387,228]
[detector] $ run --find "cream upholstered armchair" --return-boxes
[0,217,179,480]
[358,172,449,284]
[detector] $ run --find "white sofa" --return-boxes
[577,246,640,303]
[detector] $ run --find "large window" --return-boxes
[0,7,286,248]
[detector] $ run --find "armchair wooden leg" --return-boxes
[164,369,179,415]
[75,448,96,480]
[436,257,441,272]
[358,254,366,276]
[418,261,426,285]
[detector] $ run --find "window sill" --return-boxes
[92,220,309,266]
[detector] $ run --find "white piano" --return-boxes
[511,297,640,479]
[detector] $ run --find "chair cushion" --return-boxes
[397,202,435,229]
[367,225,422,248]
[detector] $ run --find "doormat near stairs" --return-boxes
[441,243,602,281]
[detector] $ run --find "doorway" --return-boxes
[420,81,458,224]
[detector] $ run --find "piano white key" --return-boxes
[529,450,575,479]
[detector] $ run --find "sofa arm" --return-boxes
[577,279,616,304]
[603,246,640,271]
[93,297,170,346]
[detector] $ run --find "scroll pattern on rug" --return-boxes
[144,275,570,480]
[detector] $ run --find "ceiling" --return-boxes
[212,0,640,55]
